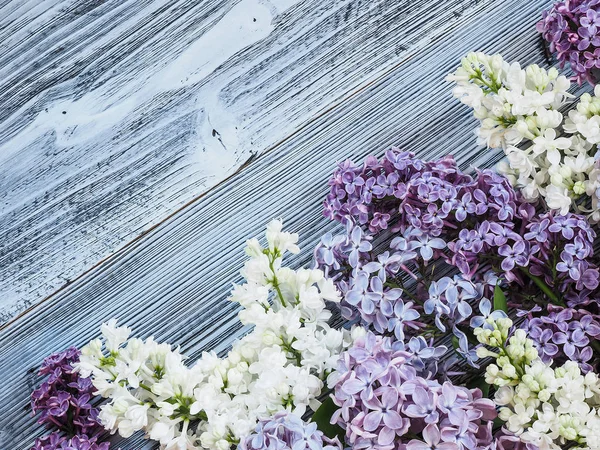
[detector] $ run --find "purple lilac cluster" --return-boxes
[537,0,600,84]
[330,332,496,450]
[524,213,598,296]
[519,304,600,372]
[31,432,109,450]
[316,150,600,346]
[30,347,106,450]
[238,411,342,450]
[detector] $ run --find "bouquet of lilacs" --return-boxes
[447,51,600,221]
[27,163,600,450]
[68,220,361,450]
[314,147,600,450]
[315,149,600,365]
[24,5,600,449]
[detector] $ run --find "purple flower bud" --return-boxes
[30,348,107,449]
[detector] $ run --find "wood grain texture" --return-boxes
[0,0,556,447]
[0,0,489,324]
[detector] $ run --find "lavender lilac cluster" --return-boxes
[31,433,109,450]
[537,0,600,84]
[30,347,106,450]
[316,150,600,355]
[520,304,600,372]
[330,332,496,450]
[238,411,342,450]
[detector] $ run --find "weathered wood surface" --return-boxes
[0,0,488,324]
[0,0,556,447]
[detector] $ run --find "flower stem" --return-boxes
[268,253,287,308]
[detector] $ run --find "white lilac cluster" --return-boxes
[448,52,600,221]
[76,220,363,450]
[475,317,600,450]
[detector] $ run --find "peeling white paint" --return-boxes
[1,0,274,153]
[0,0,543,326]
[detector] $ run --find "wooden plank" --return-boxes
[0,0,555,447]
[0,0,488,324]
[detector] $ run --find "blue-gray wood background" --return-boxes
[0,0,559,448]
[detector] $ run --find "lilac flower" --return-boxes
[488,223,518,247]
[577,267,600,290]
[45,391,70,418]
[538,1,600,84]
[32,433,109,450]
[425,281,452,331]
[343,226,372,267]
[557,253,582,280]
[331,332,496,450]
[239,411,342,450]
[585,47,600,67]
[341,365,382,402]
[582,8,600,28]
[538,329,560,359]
[438,383,467,426]
[548,215,579,240]
[440,423,477,450]
[371,212,391,231]
[470,298,507,329]
[407,424,459,450]
[315,232,345,268]
[519,305,600,371]
[406,337,447,373]
[570,314,600,336]
[388,299,421,341]
[404,386,440,424]
[374,173,399,197]
[573,346,595,372]
[423,204,446,229]
[553,329,589,358]
[363,177,378,203]
[498,241,528,271]
[564,236,590,259]
[410,233,446,261]
[454,193,476,222]
[369,277,401,313]
[493,432,539,450]
[363,388,408,444]
[540,308,573,332]
[30,348,106,450]
[452,326,479,368]
[342,170,365,195]
[363,251,410,281]
[524,219,550,243]
[346,272,379,315]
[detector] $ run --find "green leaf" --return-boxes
[493,283,507,314]
[451,335,460,351]
[312,396,346,444]
[493,417,506,430]
[467,376,490,398]
[519,268,563,306]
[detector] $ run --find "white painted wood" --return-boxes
[0,0,557,447]
[0,0,487,324]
